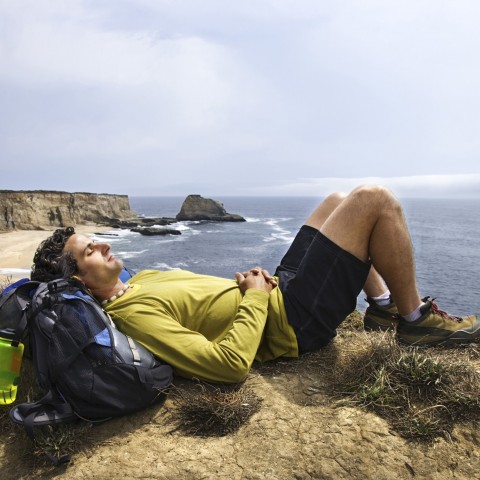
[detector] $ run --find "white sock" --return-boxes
[371,290,391,307]
[402,303,425,322]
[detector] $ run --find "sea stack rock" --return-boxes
[176,195,246,222]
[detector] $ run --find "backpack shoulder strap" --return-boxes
[9,388,77,464]
[3,281,40,347]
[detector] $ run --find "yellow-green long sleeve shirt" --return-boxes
[104,269,298,383]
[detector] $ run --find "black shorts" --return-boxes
[275,225,371,353]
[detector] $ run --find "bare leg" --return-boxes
[304,191,347,226]
[363,268,389,298]
[307,185,422,316]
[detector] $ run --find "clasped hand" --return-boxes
[235,266,277,294]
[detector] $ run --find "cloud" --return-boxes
[0,2,275,164]
[250,174,480,198]
[0,1,479,195]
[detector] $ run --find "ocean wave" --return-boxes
[263,233,294,244]
[92,229,135,243]
[158,222,191,231]
[0,268,31,276]
[151,262,183,271]
[174,221,201,227]
[150,237,185,244]
[116,250,148,260]
[245,217,261,223]
[264,217,292,226]
[261,217,293,244]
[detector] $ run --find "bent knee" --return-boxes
[351,184,398,208]
[323,191,348,208]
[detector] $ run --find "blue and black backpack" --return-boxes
[0,275,173,462]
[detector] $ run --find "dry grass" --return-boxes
[167,382,263,436]
[0,275,13,292]
[328,323,480,441]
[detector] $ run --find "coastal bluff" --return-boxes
[0,190,135,231]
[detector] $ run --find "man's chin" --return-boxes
[114,259,124,271]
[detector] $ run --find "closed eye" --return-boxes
[83,242,95,256]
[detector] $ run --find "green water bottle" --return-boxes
[0,336,24,405]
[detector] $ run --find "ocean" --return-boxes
[94,196,479,316]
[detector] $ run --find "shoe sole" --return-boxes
[364,317,398,332]
[397,329,480,347]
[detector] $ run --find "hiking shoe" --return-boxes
[396,297,480,346]
[363,297,398,331]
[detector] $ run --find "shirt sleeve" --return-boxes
[113,289,270,383]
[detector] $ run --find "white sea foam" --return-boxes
[245,217,261,223]
[265,232,295,243]
[0,268,31,276]
[176,221,201,227]
[116,250,148,259]
[92,229,135,243]
[264,217,292,226]
[261,218,293,244]
[152,262,182,270]
[170,226,190,232]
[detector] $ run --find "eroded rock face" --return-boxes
[131,227,182,236]
[176,195,245,222]
[0,190,136,231]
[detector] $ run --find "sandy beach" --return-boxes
[0,226,112,284]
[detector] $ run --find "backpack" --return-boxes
[3,278,173,461]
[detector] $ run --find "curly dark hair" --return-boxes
[31,227,79,281]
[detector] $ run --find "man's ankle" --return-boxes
[370,290,392,307]
[402,303,425,322]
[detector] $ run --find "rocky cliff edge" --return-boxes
[0,190,136,231]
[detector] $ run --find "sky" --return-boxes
[1,0,480,198]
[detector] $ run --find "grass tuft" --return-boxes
[167,382,263,437]
[330,330,480,440]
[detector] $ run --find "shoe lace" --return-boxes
[425,296,463,323]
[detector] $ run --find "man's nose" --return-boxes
[97,243,111,255]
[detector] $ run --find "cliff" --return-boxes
[176,195,245,222]
[0,190,136,231]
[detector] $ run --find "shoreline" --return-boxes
[0,226,113,284]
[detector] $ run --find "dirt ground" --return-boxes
[2,334,480,480]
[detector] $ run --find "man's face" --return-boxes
[64,234,123,289]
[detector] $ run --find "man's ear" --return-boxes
[58,251,80,279]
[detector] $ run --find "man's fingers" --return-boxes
[241,267,261,277]
[261,268,277,286]
[238,267,277,286]
[235,272,245,283]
